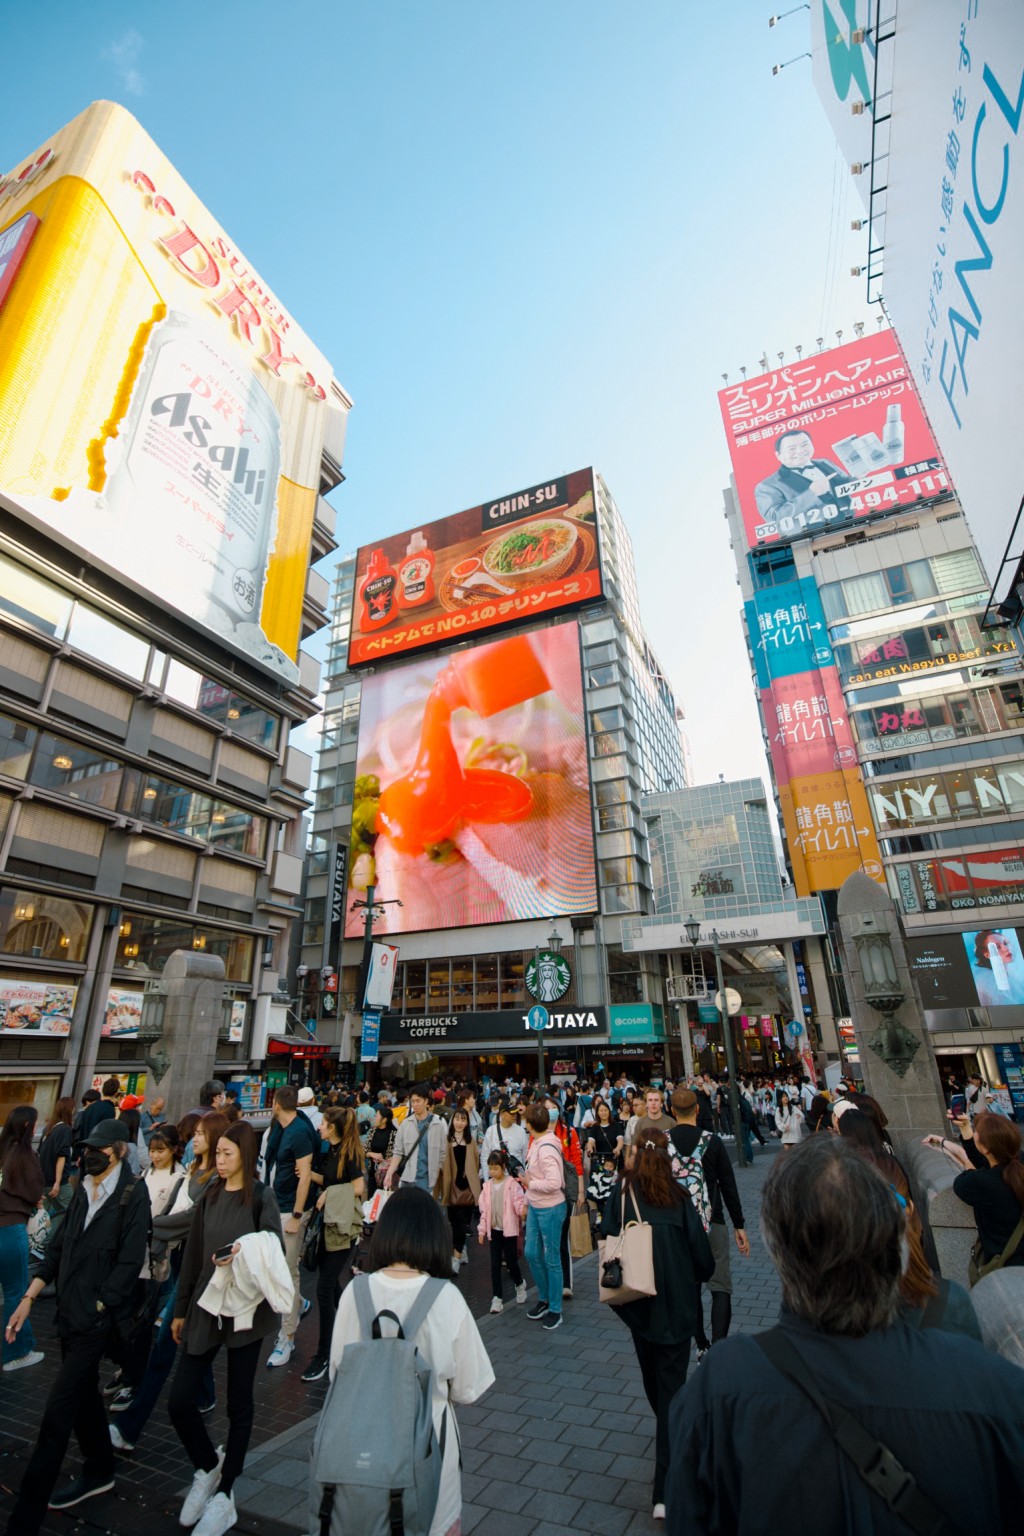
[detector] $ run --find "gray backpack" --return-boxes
[309,1274,449,1536]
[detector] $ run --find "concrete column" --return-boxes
[145,950,226,1117]
[802,936,840,1060]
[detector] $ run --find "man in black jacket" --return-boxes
[5,1119,150,1534]
[670,1088,749,1357]
[665,1136,1024,1535]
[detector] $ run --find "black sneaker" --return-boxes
[109,1386,135,1413]
[198,1398,217,1416]
[526,1301,549,1321]
[542,1312,562,1331]
[49,1474,115,1510]
[101,1369,125,1397]
[301,1357,328,1383]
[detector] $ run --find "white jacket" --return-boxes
[198,1230,294,1330]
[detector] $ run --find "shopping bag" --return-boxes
[569,1208,593,1259]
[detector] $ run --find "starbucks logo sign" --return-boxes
[525,951,571,1003]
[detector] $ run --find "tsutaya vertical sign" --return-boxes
[809,2,1024,606]
[0,101,348,681]
[746,576,883,896]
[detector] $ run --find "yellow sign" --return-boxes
[0,101,348,680]
[779,770,884,897]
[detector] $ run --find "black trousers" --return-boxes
[10,1322,115,1534]
[488,1232,523,1297]
[633,1334,691,1504]
[447,1204,474,1255]
[315,1244,357,1362]
[559,1200,573,1292]
[168,1337,263,1497]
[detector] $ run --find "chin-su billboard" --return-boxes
[719,330,946,554]
[0,101,349,682]
[347,467,601,668]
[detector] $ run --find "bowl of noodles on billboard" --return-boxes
[481,519,579,588]
[346,620,597,936]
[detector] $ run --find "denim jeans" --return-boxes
[524,1204,563,1314]
[0,1222,37,1363]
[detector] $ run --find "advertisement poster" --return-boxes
[346,619,597,936]
[347,468,601,667]
[719,330,946,552]
[910,926,1024,1009]
[101,987,143,1039]
[365,943,400,1009]
[0,101,345,681]
[228,1000,246,1043]
[0,978,77,1035]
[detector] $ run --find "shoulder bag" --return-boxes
[968,1211,1024,1288]
[597,1186,655,1305]
[753,1327,959,1536]
[395,1115,434,1182]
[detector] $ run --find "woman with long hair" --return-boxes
[39,1096,76,1245]
[169,1121,287,1536]
[328,1187,494,1536]
[300,1108,366,1384]
[365,1105,396,1187]
[774,1090,804,1147]
[586,1097,624,1165]
[926,1110,1024,1278]
[436,1108,481,1274]
[602,1130,713,1521]
[0,1105,45,1372]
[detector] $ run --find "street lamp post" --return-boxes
[683,915,749,1168]
[533,923,563,1093]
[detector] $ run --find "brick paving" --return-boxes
[0,1144,782,1535]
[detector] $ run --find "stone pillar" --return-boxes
[835,870,947,1143]
[142,950,226,1118]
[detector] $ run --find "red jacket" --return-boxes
[555,1123,584,1177]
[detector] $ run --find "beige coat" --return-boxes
[436,1139,481,1207]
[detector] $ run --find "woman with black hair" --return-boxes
[300,1107,366,1383]
[169,1121,287,1536]
[435,1108,481,1274]
[39,1096,76,1247]
[328,1188,494,1536]
[0,1105,45,1372]
[365,1104,396,1188]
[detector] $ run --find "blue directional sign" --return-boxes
[527,1004,549,1032]
[361,1008,381,1063]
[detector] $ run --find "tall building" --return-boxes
[0,103,350,1118]
[719,329,1024,1085]
[298,469,688,1083]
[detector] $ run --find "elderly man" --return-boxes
[665,1137,1024,1535]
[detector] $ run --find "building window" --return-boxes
[31,732,123,811]
[451,956,474,1012]
[0,714,37,780]
[428,960,450,1011]
[304,898,325,947]
[0,886,93,962]
[116,912,254,981]
[403,961,426,1012]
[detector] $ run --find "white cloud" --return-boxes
[102,29,145,97]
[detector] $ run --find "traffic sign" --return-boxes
[527,1004,549,1032]
[715,988,743,1017]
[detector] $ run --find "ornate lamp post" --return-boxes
[683,915,749,1168]
[854,924,919,1076]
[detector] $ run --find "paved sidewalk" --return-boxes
[235,1144,783,1535]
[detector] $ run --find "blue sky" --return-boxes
[0,0,867,785]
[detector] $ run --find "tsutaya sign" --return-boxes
[379,1007,608,1046]
[620,912,825,953]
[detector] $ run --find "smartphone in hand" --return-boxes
[212,1244,236,1264]
[949,1094,967,1119]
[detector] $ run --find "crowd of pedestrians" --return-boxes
[1,1061,1022,1535]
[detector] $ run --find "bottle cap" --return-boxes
[406,531,427,554]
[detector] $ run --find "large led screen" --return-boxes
[909,925,1024,1009]
[345,620,597,936]
[718,330,947,553]
[347,468,600,668]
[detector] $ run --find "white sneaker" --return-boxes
[489,1297,504,1313]
[515,1282,528,1304]
[653,1502,666,1521]
[179,1448,224,1526]
[110,1424,135,1453]
[562,1286,573,1300]
[3,1349,43,1372]
[266,1336,294,1369]
[459,1249,469,1267]
[193,1491,237,1536]
[451,1256,460,1275]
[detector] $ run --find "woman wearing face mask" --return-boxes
[0,1105,46,1374]
[6,1121,150,1531]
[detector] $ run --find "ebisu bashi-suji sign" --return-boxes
[0,101,344,683]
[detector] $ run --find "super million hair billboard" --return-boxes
[0,101,348,681]
[810,1,1024,606]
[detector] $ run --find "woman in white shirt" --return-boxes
[775,1092,805,1147]
[328,1187,494,1536]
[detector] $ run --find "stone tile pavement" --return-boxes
[234,1143,783,1535]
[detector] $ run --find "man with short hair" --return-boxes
[7,1121,149,1531]
[385,1087,447,1194]
[481,1100,528,1178]
[627,1088,675,1153]
[965,1072,987,1123]
[670,1088,749,1359]
[188,1079,226,1116]
[665,1137,1024,1534]
[265,1085,318,1369]
[297,1085,323,1134]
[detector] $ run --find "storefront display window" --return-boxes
[115,913,253,982]
[0,887,93,962]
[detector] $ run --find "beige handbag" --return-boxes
[597,1186,655,1305]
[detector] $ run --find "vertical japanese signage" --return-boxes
[746,577,883,895]
[811,2,1024,605]
[0,101,345,682]
[719,330,946,553]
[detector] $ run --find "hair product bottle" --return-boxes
[884,404,905,464]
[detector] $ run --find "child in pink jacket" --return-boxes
[477,1152,527,1312]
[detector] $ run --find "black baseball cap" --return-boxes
[83,1119,131,1148]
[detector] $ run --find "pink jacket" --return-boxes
[477,1175,526,1239]
[523,1131,566,1209]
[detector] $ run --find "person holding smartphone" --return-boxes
[168,1121,287,1536]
